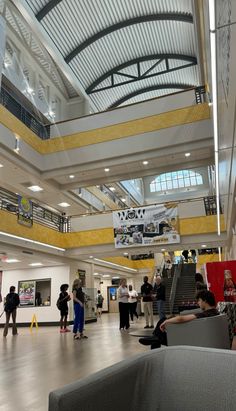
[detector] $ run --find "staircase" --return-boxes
[173,264,197,313]
[153,277,173,315]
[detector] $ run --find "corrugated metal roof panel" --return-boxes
[24,0,201,110]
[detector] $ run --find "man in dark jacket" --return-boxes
[154,276,166,320]
[3,286,20,337]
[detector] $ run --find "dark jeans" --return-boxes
[139,318,167,349]
[73,303,84,334]
[119,302,130,329]
[129,302,138,321]
[3,309,17,337]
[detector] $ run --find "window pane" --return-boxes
[150,183,155,192]
[166,173,171,181]
[161,174,166,182]
[190,170,195,176]
[177,171,183,178]
[196,176,203,184]
[172,172,177,179]
[173,180,178,188]
[167,181,172,189]
[185,177,190,187]
[161,182,167,190]
[178,179,184,187]
[156,183,161,191]
[190,177,196,185]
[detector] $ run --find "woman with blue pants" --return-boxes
[72,279,88,340]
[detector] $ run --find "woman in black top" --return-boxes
[58,284,71,333]
[72,279,88,340]
[3,286,20,337]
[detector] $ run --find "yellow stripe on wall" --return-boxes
[0,103,210,154]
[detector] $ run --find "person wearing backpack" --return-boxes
[57,284,71,333]
[96,290,104,318]
[3,286,20,337]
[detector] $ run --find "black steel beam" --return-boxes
[109,84,193,108]
[86,54,197,94]
[36,0,63,21]
[65,13,193,63]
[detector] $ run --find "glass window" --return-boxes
[149,170,203,192]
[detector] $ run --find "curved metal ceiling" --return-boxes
[26,0,201,111]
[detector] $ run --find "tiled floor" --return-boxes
[0,314,148,411]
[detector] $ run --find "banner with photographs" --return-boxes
[113,204,180,248]
[19,281,36,306]
[18,195,33,227]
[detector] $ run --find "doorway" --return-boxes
[107,286,119,313]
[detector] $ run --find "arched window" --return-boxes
[150,170,203,192]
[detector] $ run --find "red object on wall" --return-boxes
[205,261,236,303]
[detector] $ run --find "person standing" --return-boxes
[141,276,154,329]
[58,284,71,333]
[128,285,138,322]
[96,290,104,318]
[153,276,166,321]
[3,286,20,337]
[72,279,88,340]
[118,279,130,330]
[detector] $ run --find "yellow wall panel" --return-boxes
[179,215,225,235]
[0,103,210,154]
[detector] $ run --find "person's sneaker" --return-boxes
[149,325,154,328]
[144,325,149,329]
[60,329,66,333]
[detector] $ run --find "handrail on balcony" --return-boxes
[0,86,50,140]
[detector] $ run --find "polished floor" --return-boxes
[0,314,149,411]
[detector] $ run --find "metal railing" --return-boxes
[0,86,50,140]
[0,187,70,232]
[169,262,183,314]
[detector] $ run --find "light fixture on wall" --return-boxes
[14,137,20,153]
[209,0,221,236]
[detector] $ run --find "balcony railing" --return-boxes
[0,187,70,232]
[0,86,50,140]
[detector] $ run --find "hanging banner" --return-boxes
[18,195,33,227]
[206,261,236,303]
[113,204,180,248]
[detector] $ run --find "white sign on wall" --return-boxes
[113,204,180,248]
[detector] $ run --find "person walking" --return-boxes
[72,279,88,340]
[58,284,71,333]
[3,286,20,337]
[153,276,166,320]
[96,290,104,318]
[141,276,154,329]
[128,285,138,322]
[118,279,130,330]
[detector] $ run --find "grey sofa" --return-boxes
[167,314,230,349]
[49,346,236,411]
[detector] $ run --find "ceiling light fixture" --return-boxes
[185,152,191,157]
[94,258,137,272]
[209,0,221,236]
[0,231,65,251]
[69,175,75,179]
[29,262,43,267]
[121,198,126,202]
[14,138,20,153]
[110,187,115,191]
[142,161,149,165]
[89,255,94,259]
[104,168,110,172]
[103,274,110,278]
[5,258,20,263]
[28,185,43,192]
[0,164,3,168]
[58,202,71,208]
[201,244,207,248]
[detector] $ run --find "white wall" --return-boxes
[0,266,69,324]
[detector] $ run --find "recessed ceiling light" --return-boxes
[104,168,110,172]
[201,244,207,248]
[121,198,126,202]
[28,185,43,192]
[110,187,115,191]
[29,262,43,267]
[69,175,75,179]
[142,161,149,165]
[103,274,110,278]
[185,152,191,157]
[58,202,71,207]
[123,252,128,256]
[161,249,166,252]
[5,259,20,263]
[89,255,93,259]
[0,164,3,168]
[112,276,120,279]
